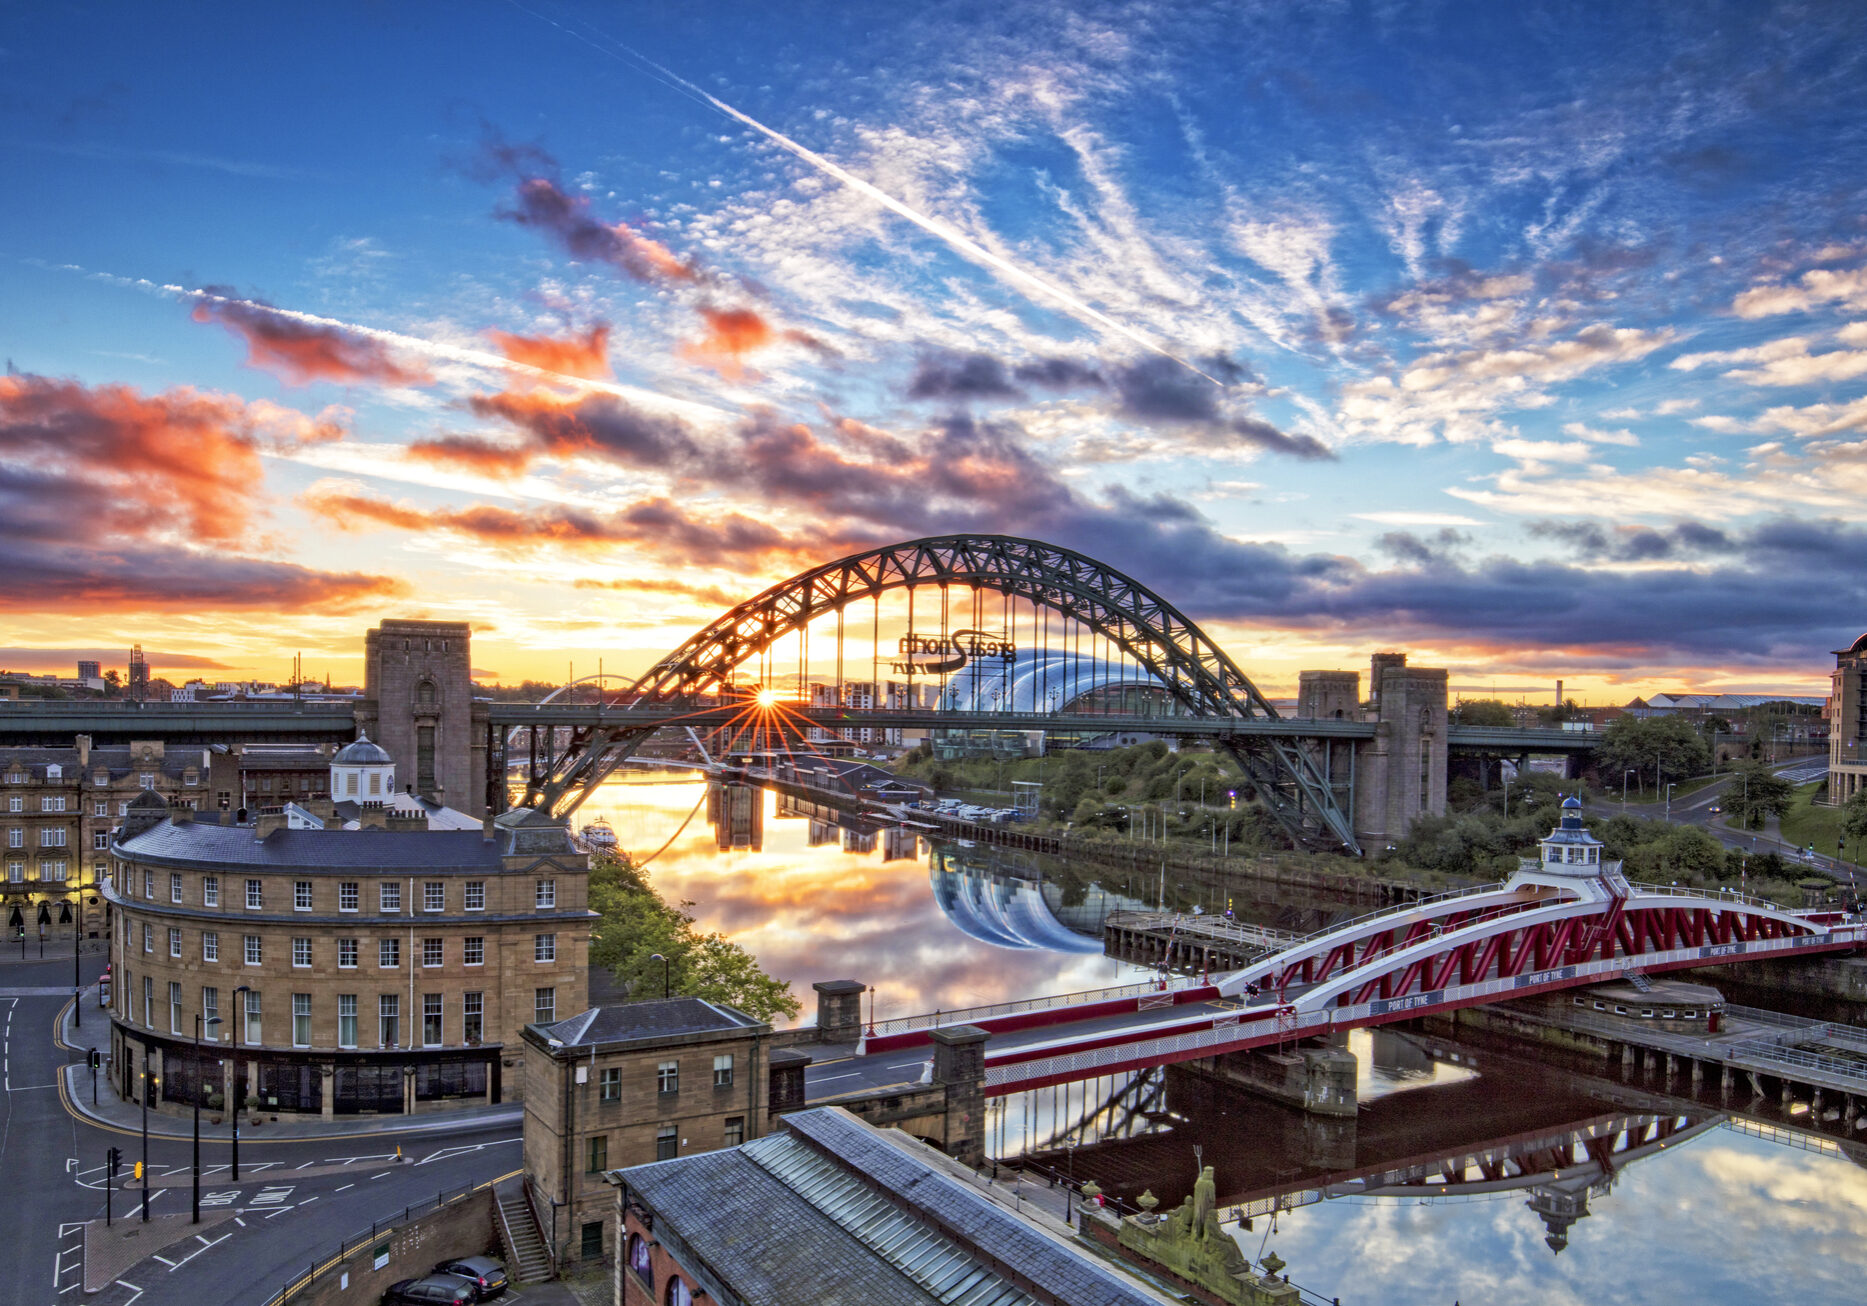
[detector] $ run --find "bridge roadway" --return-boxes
[802,875,1867,1101]
[0,697,1600,752]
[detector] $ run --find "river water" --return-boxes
[583,777,1867,1305]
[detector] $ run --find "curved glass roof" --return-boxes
[932,648,1167,714]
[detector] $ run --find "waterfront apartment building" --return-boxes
[2,736,207,941]
[104,792,593,1118]
[1831,633,1867,803]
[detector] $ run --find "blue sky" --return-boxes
[4,1,1867,694]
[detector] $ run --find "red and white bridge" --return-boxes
[838,800,1866,1098]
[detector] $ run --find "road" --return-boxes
[1616,757,1855,882]
[0,954,520,1306]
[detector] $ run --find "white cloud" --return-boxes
[1733,265,1867,318]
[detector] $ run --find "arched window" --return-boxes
[627,1233,653,1287]
[664,1277,692,1306]
[417,680,437,706]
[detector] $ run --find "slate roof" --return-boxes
[536,998,764,1048]
[615,1108,1171,1306]
[620,1147,942,1306]
[115,821,507,871]
[780,1110,1164,1306]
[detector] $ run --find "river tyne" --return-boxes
[582,777,1867,1304]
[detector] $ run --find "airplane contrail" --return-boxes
[45,262,732,422]
[510,1,1225,388]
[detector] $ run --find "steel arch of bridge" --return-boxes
[519,534,1358,849]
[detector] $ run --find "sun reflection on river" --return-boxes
[577,777,1141,1024]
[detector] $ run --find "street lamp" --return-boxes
[192,1013,221,1223]
[230,984,250,1181]
[649,953,670,999]
[1622,769,1637,807]
[1665,782,1677,820]
[140,1066,158,1222]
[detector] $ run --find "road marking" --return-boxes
[417,1137,521,1165]
[296,1161,315,1169]
[58,1283,78,1294]
[369,1170,392,1180]
[115,1280,143,1306]
[299,1195,319,1205]
[812,1070,865,1083]
[234,1217,245,1227]
[263,1206,295,1219]
[333,1183,354,1192]
[163,1232,230,1270]
[152,1256,177,1268]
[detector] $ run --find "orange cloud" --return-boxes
[486,323,614,380]
[406,386,696,476]
[301,482,804,566]
[0,372,401,613]
[680,306,775,377]
[192,297,431,387]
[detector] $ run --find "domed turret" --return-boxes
[1537,794,1603,872]
[330,731,395,800]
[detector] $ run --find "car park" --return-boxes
[382,1275,478,1305]
[431,1257,509,1300]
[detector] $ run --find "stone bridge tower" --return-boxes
[355,619,486,815]
[1349,653,1448,849]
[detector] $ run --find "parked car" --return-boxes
[1708,805,1721,814]
[432,1256,509,1300]
[382,1275,478,1306]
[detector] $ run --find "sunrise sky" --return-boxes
[5,2,1867,701]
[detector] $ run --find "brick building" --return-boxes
[104,792,592,1119]
[521,999,773,1266]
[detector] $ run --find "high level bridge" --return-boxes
[0,534,1597,852]
[810,799,1866,1102]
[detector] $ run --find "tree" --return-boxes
[586,851,801,1022]
[1453,699,1516,727]
[1726,760,1794,830]
[1595,715,1711,794]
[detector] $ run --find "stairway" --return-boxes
[496,1186,551,1284]
[1624,970,1653,993]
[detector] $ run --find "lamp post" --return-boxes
[1623,769,1636,807]
[230,985,250,1181]
[192,1012,221,1223]
[649,953,670,999]
[140,1066,156,1222]
[1666,782,1677,820]
[73,887,82,1030]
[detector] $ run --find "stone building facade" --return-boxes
[2,736,207,941]
[104,794,592,1119]
[521,999,773,1267]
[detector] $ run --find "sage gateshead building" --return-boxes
[103,790,592,1118]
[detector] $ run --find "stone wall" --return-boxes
[290,1185,499,1306]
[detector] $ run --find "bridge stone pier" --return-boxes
[354,618,486,816]
[1295,653,1449,849]
[1180,1040,1359,1118]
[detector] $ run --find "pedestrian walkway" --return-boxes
[56,996,521,1141]
[83,1210,236,1292]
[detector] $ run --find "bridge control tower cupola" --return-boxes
[1540,795,1603,871]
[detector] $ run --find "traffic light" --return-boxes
[107,1146,121,1177]
[133,1161,143,1181]
[87,1048,100,1070]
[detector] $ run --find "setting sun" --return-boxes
[755,688,779,708]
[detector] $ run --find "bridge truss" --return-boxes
[515,535,1362,850]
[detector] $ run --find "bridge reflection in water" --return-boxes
[990,1026,1867,1285]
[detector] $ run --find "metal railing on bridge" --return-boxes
[865,977,1197,1040]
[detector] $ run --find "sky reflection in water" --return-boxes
[585,777,1867,1304]
[580,777,1140,1023]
